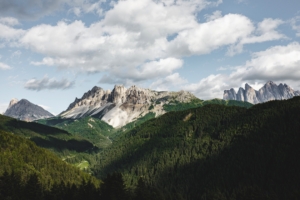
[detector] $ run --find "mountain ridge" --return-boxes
[60,85,197,127]
[223,81,300,104]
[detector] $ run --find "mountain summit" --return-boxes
[60,85,196,127]
[4,99,54,121]
[223,81,300,104]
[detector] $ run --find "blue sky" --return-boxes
[0,0,300,115]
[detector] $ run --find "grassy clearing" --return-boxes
[75,160,89,170]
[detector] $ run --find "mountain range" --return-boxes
[4,81,297,126]
[223,81,300,104]
[60,85,196,127]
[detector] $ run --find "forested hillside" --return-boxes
[163,98,253,112]
[92,97,300,200]
[0,114,95,154]
[0,130,101,199]
[37,116,114,149]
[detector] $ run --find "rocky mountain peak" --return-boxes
[8,98,19,109]
[4,99,54,121]
[111,85,126,104]
[223,81,300,104]
[266,80,275,85]
[61,85,197,127]
[245,83,252,90]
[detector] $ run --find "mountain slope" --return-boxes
[4,99,54,121]
[0,130,97,188]
[0,114,95,153]
[37,116,114,149]
[92,97,300,199]
[223,81,300,104]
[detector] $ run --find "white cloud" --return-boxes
[0,23,25,41]
[21,0,204,81]
[291,16,300,37]
[167,15,286,57]
[167,14,255,56]
[130,57,183,80]
[0,17,19,26]
[69,7,82,17]
[24,76,74,91]
[150,72,187,91]
[38,104,50,111]
[68,1,105,17]
[182,42,300,99]
[100,58,183,84]
[0,62,12,70]
[241,18,285,44]
[182,74,231,99]
[232,42,300,81]
[11,50,22,58]
[205,10,222,21]
[12,0,286,86]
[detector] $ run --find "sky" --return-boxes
[0,0,300,115]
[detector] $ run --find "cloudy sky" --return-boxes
[0,0,300,115]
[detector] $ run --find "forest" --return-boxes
[1,97,300,199]
[92,97,300,199]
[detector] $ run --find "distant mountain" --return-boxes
[60,85,197,128]
[223,81,300,104]
[4,98,54,121]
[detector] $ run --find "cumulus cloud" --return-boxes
[0,23,25,41]
[232,42,300,81]
[0,0,283,86]
[167,14,255,56]
[24,76,74,91]
[182,42,300,99]
[99,58,183,84]
[0,62,12,70]
[150,73,187,91]
[167,14,286,57]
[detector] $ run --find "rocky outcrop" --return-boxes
[223,81,300,104]
[4,99,54,121]
[60,85,196,127]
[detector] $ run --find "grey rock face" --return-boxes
[223,81,300,104]
[4,99,54,121]
[61,85,197,127]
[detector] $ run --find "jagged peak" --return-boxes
[8,98,19,109]
[245,83,253,90]
[266,80,275,84]
[91,86,102,92]
[223,81,300,104]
